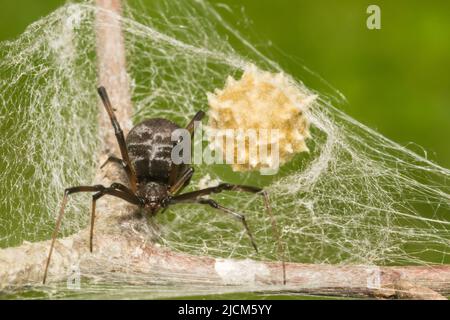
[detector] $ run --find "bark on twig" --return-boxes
[0,0,448,300]
[1,233,449,299]
[95,0,133,146]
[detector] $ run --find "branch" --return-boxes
[95,0,133,151]
[1,231,449,299]
[0,0,448,300]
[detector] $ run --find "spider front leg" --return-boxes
[43,184,140,284]
[160,167,195,215]
[169,196,258,252]
[97,87,138,192]
[172,183,286,284]
[89,183,140,252]
[169,167,194,195]
[100,155,125,169]
[168,110,205,187]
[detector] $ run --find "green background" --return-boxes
[1,0,449,167]
[0,0,449,299]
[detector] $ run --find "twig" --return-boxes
[1,233,449,299]
[0,0,448,300]
[95,0,133,148]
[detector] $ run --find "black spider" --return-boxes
[43,87,277,284]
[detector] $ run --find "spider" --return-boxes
[43,86,278,284]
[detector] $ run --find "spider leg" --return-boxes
[43,185,141,284]
[97,87,138,192]
[160,167,195,214]
[109,182,137,199]
[100,155,125,169]
[168,111,205,187]
[185,111,206,136]
[89,183,141,253]
[100,155,134,183]
[100,155,130,175]
[173,183,263,200]
[169,167,194,195]
[174,183,286,284]
[169,196,258,252]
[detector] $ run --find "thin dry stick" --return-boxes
[0,0,448,300]
[1,232,450,299]
[42,0,133,286]
[95,0,133,143]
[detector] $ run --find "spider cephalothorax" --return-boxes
[137,181,169,214]
[43,86,277,284]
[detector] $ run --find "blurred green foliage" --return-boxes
[0,0,448,300]
[1,0,448,167]
[209,0,450,168]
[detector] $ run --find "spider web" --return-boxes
[0,0,449,298]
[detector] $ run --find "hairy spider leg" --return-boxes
[171,183,286,284]
[43,185,140,284]
[97,86,138,192]
[90,183,138,252]
[168,110,205,188]
[169,167,194,195]
[169,196,258,252]
[100,155,126,170]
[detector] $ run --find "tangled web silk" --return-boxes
[0,0,449,292]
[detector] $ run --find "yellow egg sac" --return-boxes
[206,64,315,174]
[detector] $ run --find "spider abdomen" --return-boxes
[126,118,180,182]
